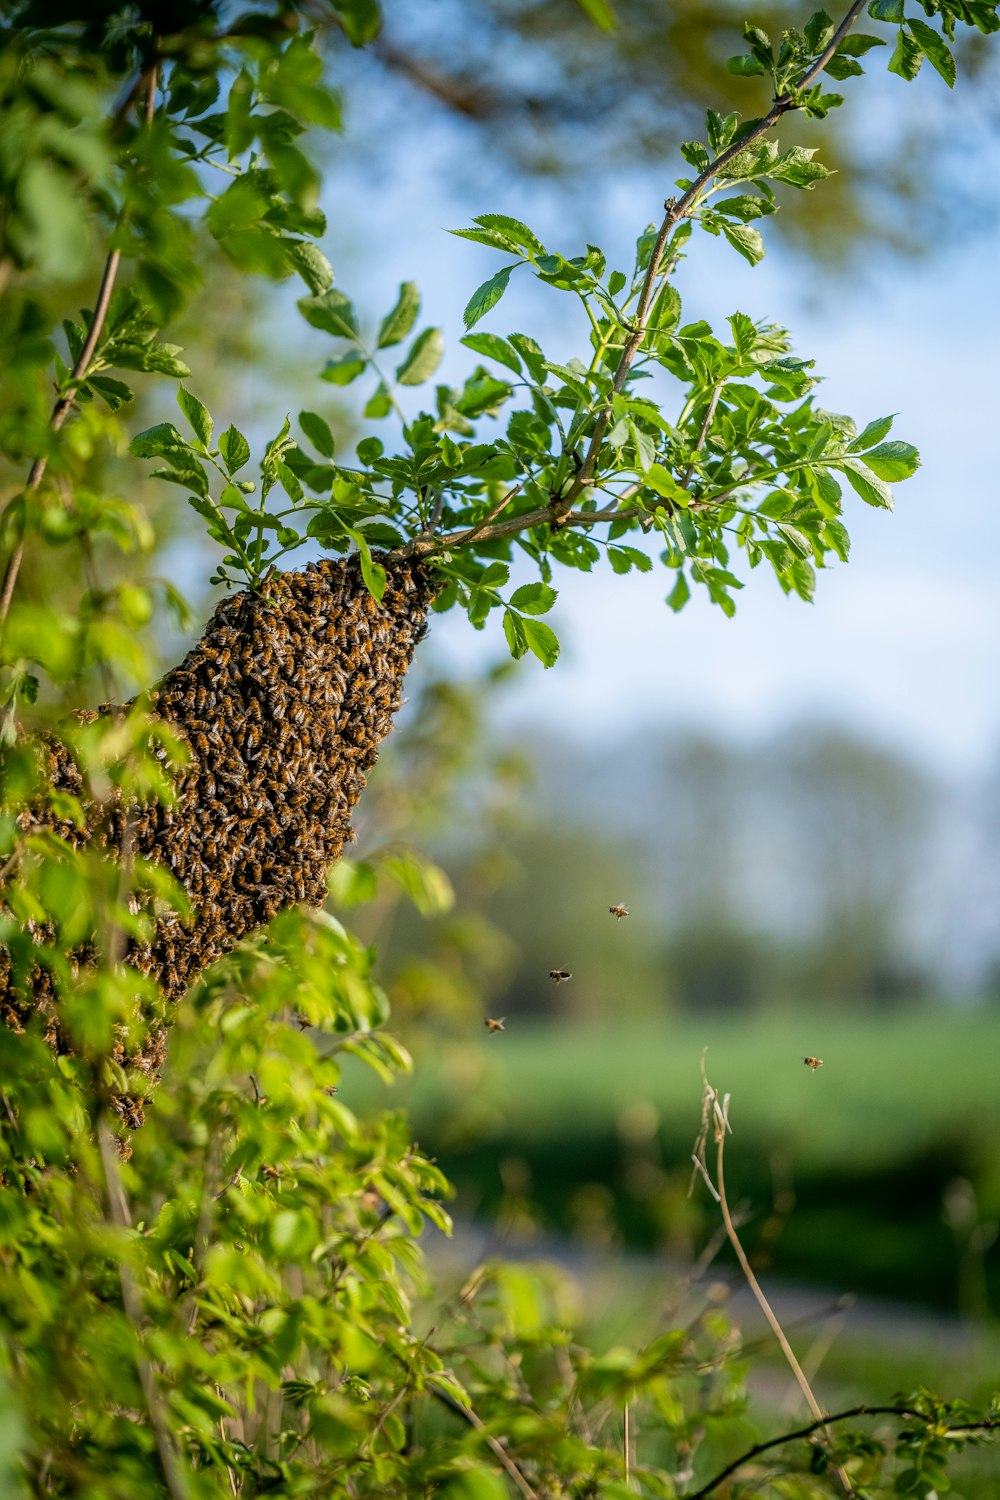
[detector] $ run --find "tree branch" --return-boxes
[687,1404,1000,1499]
[553,0,868,516]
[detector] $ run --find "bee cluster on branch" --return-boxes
[2,556,433,1134]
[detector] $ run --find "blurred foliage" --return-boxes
[1,0,999,1495]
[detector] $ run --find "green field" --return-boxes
[345,1005,1000,1312]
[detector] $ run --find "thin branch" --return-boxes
[679,383,723,489]
[431,1389,541,1500]
[711,1093,854,1499]
[0,64,160,642]
[553,0,867,517]
[687,1405,1000,1499]
[408,484,523,556]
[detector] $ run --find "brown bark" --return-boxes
[1,554,434,1134]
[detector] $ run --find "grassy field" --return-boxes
[344,1005,1000,1311]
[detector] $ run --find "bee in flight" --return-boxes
[609,903,629,920]
[803,1056,824,1071]
[484,1017,506,1033]
[548,969,572,984]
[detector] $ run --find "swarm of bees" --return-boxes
[2,555,433,1135]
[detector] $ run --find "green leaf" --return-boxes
[297,288,359,339]
[503,609,528,659]
[285,240,335,294]
[666,572,690,612]
[838,459,894,509]
[218,425,252,475]
[728,311,756,359]
[510,582,557,615]
[460,332,522,374]
[720,221,765,266]
[177,387,213,448]
[331,0,382,46]
[906,17,956,85]
[129,422,186,459]
[573,0,617,30]
[299,410,335,458]
[859,440,919,481]
[608,269,627,296]
[727,53,766,76]
[522,617,560,667]
[357,436,384,465]
[87,375,133,411]
[888,28,923,79]
[472,213,546,257]
[396,328,444,385]
[646,463,689,504]
[377,281,421,349]
[848,414,894,450]
[364,382,393,419]
[463,265,516,330]
[868,0,903,18]
[322,351,367,385]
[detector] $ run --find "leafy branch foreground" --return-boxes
[1,0,1000,1495]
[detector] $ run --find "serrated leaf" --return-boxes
[510,582,557,615]
[218,425,252,474]
[285,240,334,294]
[460,332,522,374]
[522,617,560,667]
[299,410,335,458]
[87,375,133,411]
[868,0,903,18]
[463,265,516,330]
[906,17,956,85]
[473,213,546,257]
[177,387,213,448]
[129,422,186,459]
[297,288,359,339]
[364,382,393,419]
[720,221,765,266]
[859,440,919,481]
[888,28,923,78]
[503,609,527,659]
[377,281,421,349]
[839,459,894,509]
[396,328,444,385]
[848,414,894,451]
[608,269,627,296]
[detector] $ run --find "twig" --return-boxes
[706,1086,854,1498]
[553,0,868,518]
[431,1390,541,1500]
[679,383,723,489]
[98,1124,192,1500]
[0,64,159,642]
[409,483,523,556]
[687,1404,1000,1499]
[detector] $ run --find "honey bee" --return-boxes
[609,903,630,920]
[548,969,572,984]
[484,1017,506,1033]
[803,1056,823,1071]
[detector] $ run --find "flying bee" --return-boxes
[609,903,630,920]
[484,1017,506,1033]
[803,1056,824,1071]
[548,969,572,984]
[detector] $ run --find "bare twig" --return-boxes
[687,1404,1000,1499]
[679,383,723,489]
[409,483,523,557]
[699,1083,855,1498]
